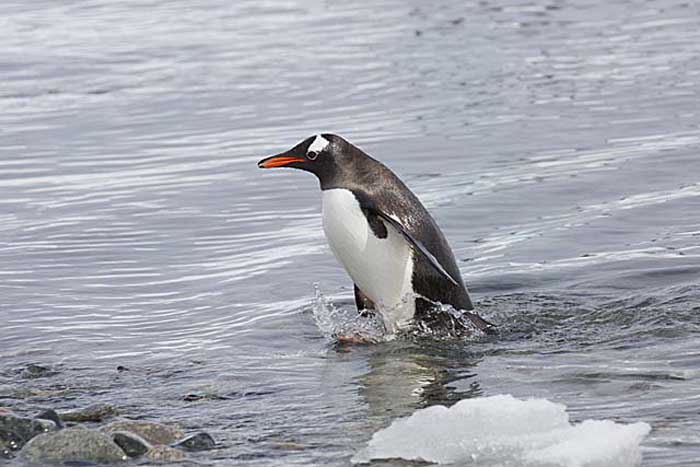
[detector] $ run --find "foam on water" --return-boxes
[352,394,651,467]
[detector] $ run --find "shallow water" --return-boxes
[1,0,699,465]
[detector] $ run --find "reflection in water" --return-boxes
[354,339,484,432]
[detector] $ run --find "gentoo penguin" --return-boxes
[258,134,494,334]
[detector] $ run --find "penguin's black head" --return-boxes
[257,133,350,187]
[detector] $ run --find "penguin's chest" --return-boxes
[321,189,415,330]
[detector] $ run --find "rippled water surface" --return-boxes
[2,0,700,465]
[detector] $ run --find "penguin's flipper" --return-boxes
[368,208,461,288]
[354,285,376,316]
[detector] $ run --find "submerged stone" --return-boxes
[101,421,184,445]
[20,364,59,379]
[36,409,63,428]
[145,445,186,462]
[61,403,117,422]
[19,428,127,464]
[0,413,56,450]
[111,431,152,457]
[173,432,215,451]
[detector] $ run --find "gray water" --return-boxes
[1,0,699,465]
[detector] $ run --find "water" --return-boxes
[1,0,699,465]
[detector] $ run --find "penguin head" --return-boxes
[257,134,350,187]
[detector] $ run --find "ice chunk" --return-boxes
[352,394,650,467]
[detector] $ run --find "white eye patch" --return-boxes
[308,134,330,154]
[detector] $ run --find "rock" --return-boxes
[20,364,59,379]
[36,409,63,428]
[101,421,184,445]
[60,403,117,422]
[145,445,185,462]
[111,431,152,457]
[0,413,56,450]
[173,432,215,451]
[19,428,127,464]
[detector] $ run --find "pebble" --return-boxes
[145,445,186,462]
[36,409,63,428]
[173,432,215,451]
[61,403,118,422]
[111,430,152,457]
[19,428,127,464]
[101,420,184,445]
[20,364,59,379]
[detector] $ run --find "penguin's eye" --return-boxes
[307,151,319,160]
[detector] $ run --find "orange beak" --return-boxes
[257,155,305,169]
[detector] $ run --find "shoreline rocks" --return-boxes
[0,403,215,464]
[0,412,57,452]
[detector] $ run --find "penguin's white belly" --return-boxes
[321,188,415,331]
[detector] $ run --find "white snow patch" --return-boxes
[352,394,650,467]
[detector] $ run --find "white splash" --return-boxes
[310,284,388,342]
[352,394,651,467]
